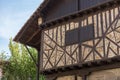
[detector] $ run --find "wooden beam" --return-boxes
[39,0,120,30]
[26,29,40,43]
[40,56,120,76]
[24,45,37,67]
[14,15,37,42]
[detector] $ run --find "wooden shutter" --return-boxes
[65,24,94,46]
[79,24,94,42]
[65,28,79,46]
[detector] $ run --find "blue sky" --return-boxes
[0,0,43,54]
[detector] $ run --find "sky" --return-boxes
[0,0,43,55]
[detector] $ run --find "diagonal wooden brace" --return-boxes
[24,45,38,67]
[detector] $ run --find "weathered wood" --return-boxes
[41,56,120,75]
[26,29,40,43]
[13,0,120,80]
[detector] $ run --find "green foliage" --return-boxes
[0,51,7,61]
[2,39,45,80]
[39,75,46,80]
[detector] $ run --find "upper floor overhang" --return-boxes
[14,0,120,50]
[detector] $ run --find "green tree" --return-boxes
[2,39,45,80]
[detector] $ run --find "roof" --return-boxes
[14,0,53,50]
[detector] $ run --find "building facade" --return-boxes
[14,0,120,80]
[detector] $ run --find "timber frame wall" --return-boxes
[39,0,120,80]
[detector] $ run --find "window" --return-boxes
[79,24,94,42]
[65,24,94,46]
[65,28,79,46]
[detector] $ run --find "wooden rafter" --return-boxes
[26,29,40,43]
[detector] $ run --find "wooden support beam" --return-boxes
[82,75,87,80]
[24,45,37,67]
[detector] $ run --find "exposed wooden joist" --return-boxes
[39,0,120,30]
[40,55,120,75]
[26,29,40,43]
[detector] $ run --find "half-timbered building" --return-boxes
[14,0,120,80]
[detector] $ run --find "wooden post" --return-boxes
[75,75,77,80]
[37,27,43,80]
[37,28,43,80]
[82,75,87,80]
